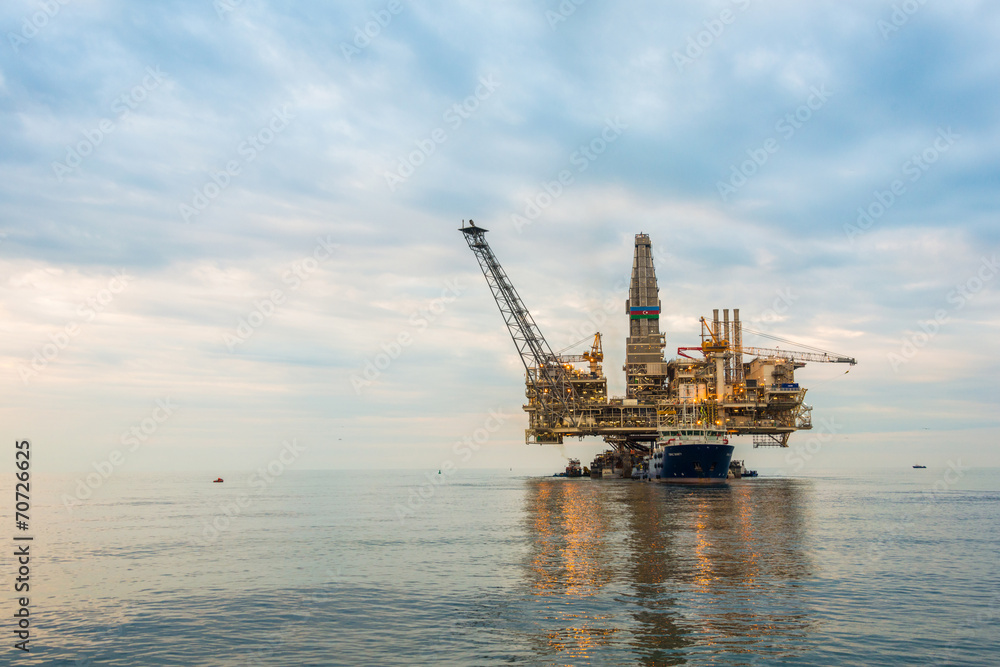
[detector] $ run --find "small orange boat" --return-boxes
[213,477,224,483]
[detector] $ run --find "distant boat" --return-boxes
[912,465,926,469]
[728,459,757,479]
[565,458,583,477]
[553,459,584,478]
[213,477,224,482]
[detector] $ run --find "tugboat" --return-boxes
[648,406,733,482]
[565,458,583,478]
[727,460,758,479]
[552,458,584,477]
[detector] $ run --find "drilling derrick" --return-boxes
[624,234,668,400]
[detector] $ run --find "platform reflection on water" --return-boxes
[514,477,813,664]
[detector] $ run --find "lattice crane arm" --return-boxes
[459,221,580,421]
[738,346,857,365]
[675,344,856,365]
[558,333,603,375]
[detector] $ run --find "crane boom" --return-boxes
[459,221,579,424]
[678,344,856,365]
[738,346,857,365]
[558,333,603,372]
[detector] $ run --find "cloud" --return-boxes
[1,0,998,471]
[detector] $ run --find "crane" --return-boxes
[459,220,580,429]
[677,343,856,366]
[557,333,604,376]
[678,315,857,365]
[736,346,856,365]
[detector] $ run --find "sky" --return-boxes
[1,0,998,477]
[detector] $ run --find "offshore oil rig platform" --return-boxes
[460,221,855,478]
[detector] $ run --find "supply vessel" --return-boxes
[648,417,733,481]
[459,221,855,480]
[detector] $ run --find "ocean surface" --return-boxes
[15,467,1000,665]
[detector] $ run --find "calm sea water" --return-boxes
[16,467,1000,665]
